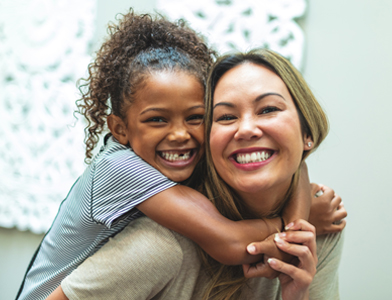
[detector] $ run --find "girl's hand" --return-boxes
[309,184,347,235]
[267,219,317,300]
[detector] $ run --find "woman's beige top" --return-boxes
[62,217,343,300]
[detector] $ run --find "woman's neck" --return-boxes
[235,179,292,218]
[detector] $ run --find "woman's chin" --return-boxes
[230,180,271,195]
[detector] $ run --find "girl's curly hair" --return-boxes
[77,9,216,162]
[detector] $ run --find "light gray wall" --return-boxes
[0,228,44,299]
[2,0,391,299]
[303,1,392,299]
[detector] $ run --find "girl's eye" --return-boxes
[187,114,204,124]
[260,106,279,114]
[145,117,166,123]
[216,114,237,122]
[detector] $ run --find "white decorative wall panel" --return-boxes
[157,0,306,69]
[0,0,96,233]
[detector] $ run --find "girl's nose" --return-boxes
[234,117,263,141]
[168,126,191,143]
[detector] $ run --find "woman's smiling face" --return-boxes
[210,62,308,208]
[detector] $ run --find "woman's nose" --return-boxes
[167,126,191,143]
[234,117,262,141]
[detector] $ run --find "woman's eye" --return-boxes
[187,114,204,124]
[216,114,236,122]
[260,106,279,114]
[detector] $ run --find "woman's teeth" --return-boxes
[160,151,191,162]
[235,151,271,164]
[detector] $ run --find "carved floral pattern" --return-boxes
[0,0,96,233]
[157,0,306,69]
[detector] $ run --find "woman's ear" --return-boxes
[303,135,314,151]
[107,114,129,145]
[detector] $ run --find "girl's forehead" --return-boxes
[130,71,204,108]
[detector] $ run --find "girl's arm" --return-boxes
[46,287,68,300]
[282,162,312,226]
[137,185,279,265]
[309,184,347,235]
[136,163,312,266]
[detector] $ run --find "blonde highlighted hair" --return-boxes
[200,49,329,299]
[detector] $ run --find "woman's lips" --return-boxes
[229,148,275,170]
[234,150,273,164]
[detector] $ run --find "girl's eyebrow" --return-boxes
[140,107,167,115]
[140,105,205,115]
[188,105,205,111]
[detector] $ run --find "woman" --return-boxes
[47,49,346,300]
[196,49,344,299]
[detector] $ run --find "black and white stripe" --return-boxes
[16,137,176,300]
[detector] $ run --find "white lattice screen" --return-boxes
[157,0,306,69]
[0,0,96,233]
[0,0,305,233]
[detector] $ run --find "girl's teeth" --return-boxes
[236,151,271,164]
[161,151,191,161]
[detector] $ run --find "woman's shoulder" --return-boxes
[62,217,200,300]
[315,230,344,267]
[308,231,345,299]
[111,217,199,267]
[114,217,188,258]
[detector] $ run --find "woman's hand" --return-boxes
[268,219,317,300]
[243,234,293,279]
[309,184,347,235]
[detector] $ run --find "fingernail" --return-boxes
[274,234,284,245]
[274,233,280,242]
[285,222,294,230]
[247,244,256,254]
[267,258,276,266]
[278,232,286,238]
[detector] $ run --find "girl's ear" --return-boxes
[107,114,129,145]
[303,135,314,151]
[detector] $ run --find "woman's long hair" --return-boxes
[200,49,329,299]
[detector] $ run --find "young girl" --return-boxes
[16,10,345,300]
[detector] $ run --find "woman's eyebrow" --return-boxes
[213,102,235,109]
[254,92,286,103]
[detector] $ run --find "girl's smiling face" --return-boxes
[210,63,310,211]
[111,71,205,182]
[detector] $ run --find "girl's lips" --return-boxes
[157,149,198,167]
